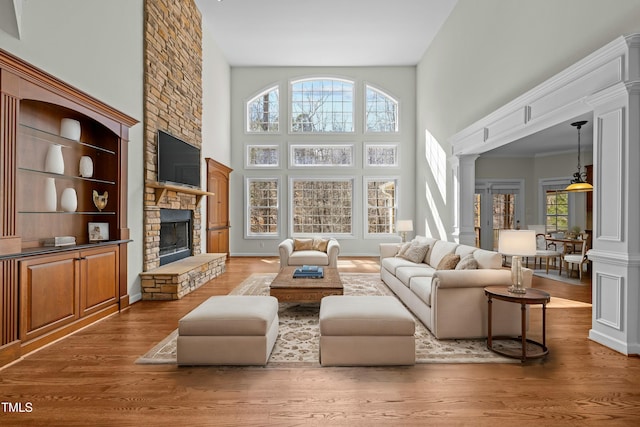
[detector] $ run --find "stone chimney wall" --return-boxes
[143,0,203,271]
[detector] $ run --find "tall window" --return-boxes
[546,190,569,231]
[290,78,354,133]
[246,178,279,236]
[366,178,398,235]
[290,178,353,234]
[365,86,398,132]
[247,86,279,132]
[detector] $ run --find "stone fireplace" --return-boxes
[139,0,225,300]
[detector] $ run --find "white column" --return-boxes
[586,79,640,355]
[452,154,478,246]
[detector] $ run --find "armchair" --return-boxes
[278,237,340,269]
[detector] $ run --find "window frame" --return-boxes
[288,143,355,168]
[288,176,356,237]
[289,77,355,134]
[245,176,281,239]
[245,144,281,169]
[364,84,399,133]
[245,85,280,134]
[364,143,399,168]
[363,176,400,239]
[545,189,570,232]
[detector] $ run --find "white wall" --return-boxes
[199,18,231,254]
[0,0,146,300]
[415,0,640,240]
[476,150,593,230]
[230,67,416,256]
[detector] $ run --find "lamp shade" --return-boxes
[565,181,593,192]
[397,220,413,232]
[498,230,537,256]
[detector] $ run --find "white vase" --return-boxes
[44,178,57,212]
[60,188,77,212]
[45,144,64,174]
[60,118,81,141]
[79,156,93,178]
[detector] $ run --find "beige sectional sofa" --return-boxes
[380,236,531,339]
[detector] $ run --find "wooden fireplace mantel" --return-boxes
[146,181,214,206]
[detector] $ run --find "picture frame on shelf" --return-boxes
[88,222,109,242]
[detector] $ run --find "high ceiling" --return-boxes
[195,0,458,67]
[195,0,592,158]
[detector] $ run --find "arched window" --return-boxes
[290,78,354,133]
[246,86,279,132]
[366,85,398,132]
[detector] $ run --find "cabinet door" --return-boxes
[80,246,119,317]
[207,169,229,228]
[20,252,80,342]
[207,228,229,254]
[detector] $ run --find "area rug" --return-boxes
[136,273,519,365]
[533,268,586,286]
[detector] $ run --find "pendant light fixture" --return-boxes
[565,120,593,192]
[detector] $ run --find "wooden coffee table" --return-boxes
[269,267,343,303]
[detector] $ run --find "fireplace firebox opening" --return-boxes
[159,208,193,266]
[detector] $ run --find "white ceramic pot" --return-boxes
[44,178,57,212]
[60,118,81,141]
[45,144,64,174]
[60,188,77,212]
[79,156,93,178]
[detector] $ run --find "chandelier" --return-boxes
[565,120,593,192]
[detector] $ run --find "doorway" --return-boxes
[474,180,524,250]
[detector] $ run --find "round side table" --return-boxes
[484,286,551,362]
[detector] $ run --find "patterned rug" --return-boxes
[136,273,517,365]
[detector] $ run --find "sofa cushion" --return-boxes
[414,237,438,263]
[288,250,329,266]
[396,265,435,287]
[400,243,430,263]
[436,253,460,270]
[396,242,412,257]
[455,253,479,270]
[382,256,423,275]
[427,240,458,268]
[293,238,313,251]
[455,245,477,258]
[473,249,502,269]
[409,276,433,307]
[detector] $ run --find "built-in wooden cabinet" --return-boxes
[206,158,232,255]
[0,49,137,367]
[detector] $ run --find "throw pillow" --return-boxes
[437,253,461,270]
[312,238,329,252]
[293,238,313,251]
[396,242,412,257]
[400,244,429,263]
[455,253,479,270]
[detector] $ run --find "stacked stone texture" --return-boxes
[143,0,202,271]
[140,0,222,298]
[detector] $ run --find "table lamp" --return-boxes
[498,230,537,294]
[397,220,413,243]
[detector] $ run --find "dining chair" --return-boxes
[560,236,590,280]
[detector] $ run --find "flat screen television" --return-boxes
[157,130,201,188]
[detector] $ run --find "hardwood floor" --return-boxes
[1,257,639,426]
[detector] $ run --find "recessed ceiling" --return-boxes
[196,0,458,67]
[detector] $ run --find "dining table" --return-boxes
[545,236,585,255]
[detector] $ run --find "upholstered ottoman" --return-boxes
[177,295,279,366]
[319,295,415,366]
